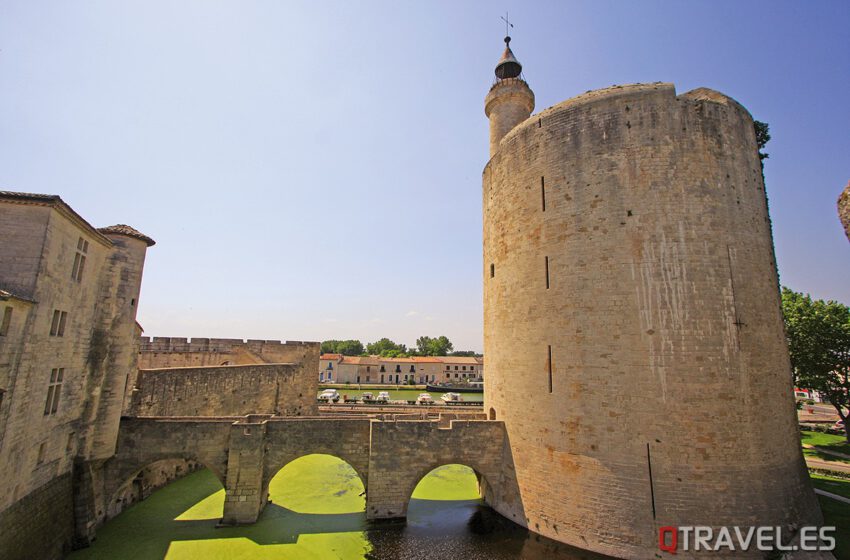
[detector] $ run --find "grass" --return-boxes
[801,430,850,454]
[811,473,850,500]
[817,494,850,560]
[69,456,481,560]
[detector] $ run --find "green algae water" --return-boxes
[68,455,609,560]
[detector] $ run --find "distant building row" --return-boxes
[319,354,484,384]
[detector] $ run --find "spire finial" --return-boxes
[494,13,522,80]
[501,12,513,44]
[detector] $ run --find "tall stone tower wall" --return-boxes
[483,83,821,557]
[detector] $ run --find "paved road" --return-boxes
[806,456,850,475]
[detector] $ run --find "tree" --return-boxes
[450,350,481,357]
[781,287,850,441]
[320,339,364,356]
[415,335,454,356]
[754,120,770,171]
[366,338,408,357]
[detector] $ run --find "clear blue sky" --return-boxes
[2,1,848,353]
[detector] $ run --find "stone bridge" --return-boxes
[82,414,512,534]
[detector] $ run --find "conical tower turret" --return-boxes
[485,36,534,157]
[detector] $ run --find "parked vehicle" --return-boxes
[318,389,340,403]
[416,393,434,405]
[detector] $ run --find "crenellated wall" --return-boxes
[138,337,319,370]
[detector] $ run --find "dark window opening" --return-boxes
[490,263,495,278]
[547,345,553,393]
[541,176,546,211]
[44,368,64,415]
[545,256,550,289]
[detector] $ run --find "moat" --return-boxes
[68,455,610,560]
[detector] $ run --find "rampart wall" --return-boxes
[137,337,318,369]
[128,363,317,417]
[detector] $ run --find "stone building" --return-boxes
[0,191,154,559]
[481,38,822,557]
[318,354,484,384]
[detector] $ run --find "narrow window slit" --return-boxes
[490,263,495,278]
[541,177,546,211]
[545,256,550,289]
[547,345,553,393]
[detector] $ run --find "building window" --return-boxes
[445,365,450,371]
[326,361,334,370]
[454,373,459,378]
[366,376,370,382]
[0,307,12,336]
[409,365,415,373]
[490,263,495,278]
[462,366,466,371]
[319,372,324,381]
[545,256,550,289]
[71,237,89,283]
[445,373,450,379]
[357,376,361,383]
[395,365,401,373]
[380,365,386,372]
[50,310,68,337]
[455,366,458,370]
[366,366,371,372]
[44,368,63,416]
[36,442,47,465]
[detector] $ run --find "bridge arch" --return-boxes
[103,453,226,518]
[265,453,367,515]
[398,461,492,518]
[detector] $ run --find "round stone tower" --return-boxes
[482,44,822,557]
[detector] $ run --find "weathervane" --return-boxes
[501,12,513,43]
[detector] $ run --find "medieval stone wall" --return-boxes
[128,363,317,417]
[0,471,74,560]
[483,83,821,557]
[0,198,151,527]
[138,337,318,370]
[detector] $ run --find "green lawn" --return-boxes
[817,493,850,560]
[811,473,850,500]
[801,430,850,455]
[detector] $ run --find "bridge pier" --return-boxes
[221,416,270,525]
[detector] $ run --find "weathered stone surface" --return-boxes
[483,82,822,558]
[137,337,319,370]
[0,472,74,560]
[129,362,317,417]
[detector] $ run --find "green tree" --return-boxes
[366,338,408,357]
[754,120,770,170]
[415,335,454,356]
[320,339,364,356]
[781,287,850,441]
[450,350,481,357]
